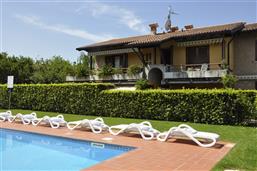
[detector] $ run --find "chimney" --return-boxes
[170,26,179,32]
[149,23,159,35]
[184,24,194,30]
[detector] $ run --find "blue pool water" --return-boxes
[0,129,134,171]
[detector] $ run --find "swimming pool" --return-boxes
[0,128,135,171]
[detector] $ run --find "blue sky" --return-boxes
[0,0,256,62]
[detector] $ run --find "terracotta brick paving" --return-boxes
[0,122,234,171]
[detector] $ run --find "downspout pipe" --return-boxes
[227,23,245,72]
[227,36,235,72]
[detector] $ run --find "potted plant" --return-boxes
[97,65,114,79]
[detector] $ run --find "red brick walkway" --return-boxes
[0,122,234,171]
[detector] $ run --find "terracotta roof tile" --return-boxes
[77,22,245,51]
[242,23,257,32]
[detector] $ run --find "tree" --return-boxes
[220,74,238,89]
[0,52,34,84]
[75,52,90,77]
[31,56,75,83]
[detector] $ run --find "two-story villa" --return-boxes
[75,22,257,89]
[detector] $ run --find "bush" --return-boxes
[113,68,123,75]
[135,79,151,90]
[221,74,238,88]
[97,65,114,77]
[0,83,114,114]
[97,89,257,125]
[127,65,142,76]
[0,84,256,125]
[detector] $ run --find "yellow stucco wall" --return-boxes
[172,44,223,68]
[173,47,186,66]
[128,52,141,66]
[94,38,233,68]
[209,44,222,69]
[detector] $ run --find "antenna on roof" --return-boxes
[165,5,178,32]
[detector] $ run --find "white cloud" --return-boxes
[15,14,114,42]
[76,2,148,34]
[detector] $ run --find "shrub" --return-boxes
[220,74,238,88]
[0,83,114,114]
[113,68,123,75]
[135,79,151,90]
[97,65,114,77]
[127,65,142,76]
[97,89,257,125]
[0,84,256,125]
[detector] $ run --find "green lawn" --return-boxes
[1,109,256,171]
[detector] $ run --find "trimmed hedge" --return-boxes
[0,83,256,125]
[0,83,114,114]
[99,89,257,125]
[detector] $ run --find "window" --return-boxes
[161,48,172,65]
[255,40,257,61]
[255,81,257,90]
[105,54,128,68]
[144,53,152,65]
[119,54,128,68]
[186,45,209,64]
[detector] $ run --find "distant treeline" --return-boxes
[0,52,90,84]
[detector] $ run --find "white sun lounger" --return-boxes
[8,112,37,125]
[109,121,160,140]
[67,117,109,133]
[0,111,13,122]
[32,115,67,129]
[157,124,219,147]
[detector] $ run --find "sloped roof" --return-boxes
[242,23,257,32]
[77,22,245,51]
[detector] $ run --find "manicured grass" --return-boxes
[1,109,256,171]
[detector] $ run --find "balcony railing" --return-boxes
[66,67,141,82]
[66,63,228,82]
[149,63,227,79]
[162,63,224,72]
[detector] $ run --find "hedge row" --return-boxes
[0,83,114,114]
[0,83,256,125]
[99,90,257,125]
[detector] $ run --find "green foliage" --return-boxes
[0,83,114,114]
[0,52,34,83]
[97,65,114,77]
[0,83,256,125]
[135,79,151,90]
[98,89,257,125]
[30,56,75,83]
[113,68,123,75]
[221,74,238,88]
[0,52,78,84]
[127,64,142,76]
[75,53,90,77]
